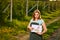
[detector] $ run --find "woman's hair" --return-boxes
[32,9,41,20]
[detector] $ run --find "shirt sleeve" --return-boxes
[41,19,45,24]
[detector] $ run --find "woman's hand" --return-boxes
[35,32,43,35]
[28,27,34,31]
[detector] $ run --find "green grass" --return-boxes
[0,19,29,40]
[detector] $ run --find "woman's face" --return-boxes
[34,13,39,19]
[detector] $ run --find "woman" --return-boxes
[27,9,47,40]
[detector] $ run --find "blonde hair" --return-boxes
[32,9,41,20]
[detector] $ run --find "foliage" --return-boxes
[43,19,60,40]
[0,0,60,40]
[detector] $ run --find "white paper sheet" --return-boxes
[31,24,42,32]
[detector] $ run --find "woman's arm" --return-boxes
[27,19,34,31]
[36,22,47,35]
[27,23,33,31]
[41,22,47,34]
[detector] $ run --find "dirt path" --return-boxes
[47,28,60,40]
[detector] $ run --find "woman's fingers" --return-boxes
[36,32,42,35]
[30,27,34,31]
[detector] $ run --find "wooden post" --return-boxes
[10,0,13,22]
[37,1,39,10]
[26,0,28,16]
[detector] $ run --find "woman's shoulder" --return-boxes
[39,19,44,21]
[30,18,33,22]
[39,19,44,23]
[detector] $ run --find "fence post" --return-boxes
[10,0,13,22]
[26,0,28,16]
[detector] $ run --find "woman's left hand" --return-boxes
[36,32,43,35]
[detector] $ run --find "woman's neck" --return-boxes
[35,18,38,21]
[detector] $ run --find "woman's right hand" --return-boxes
[28,27,34,31]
